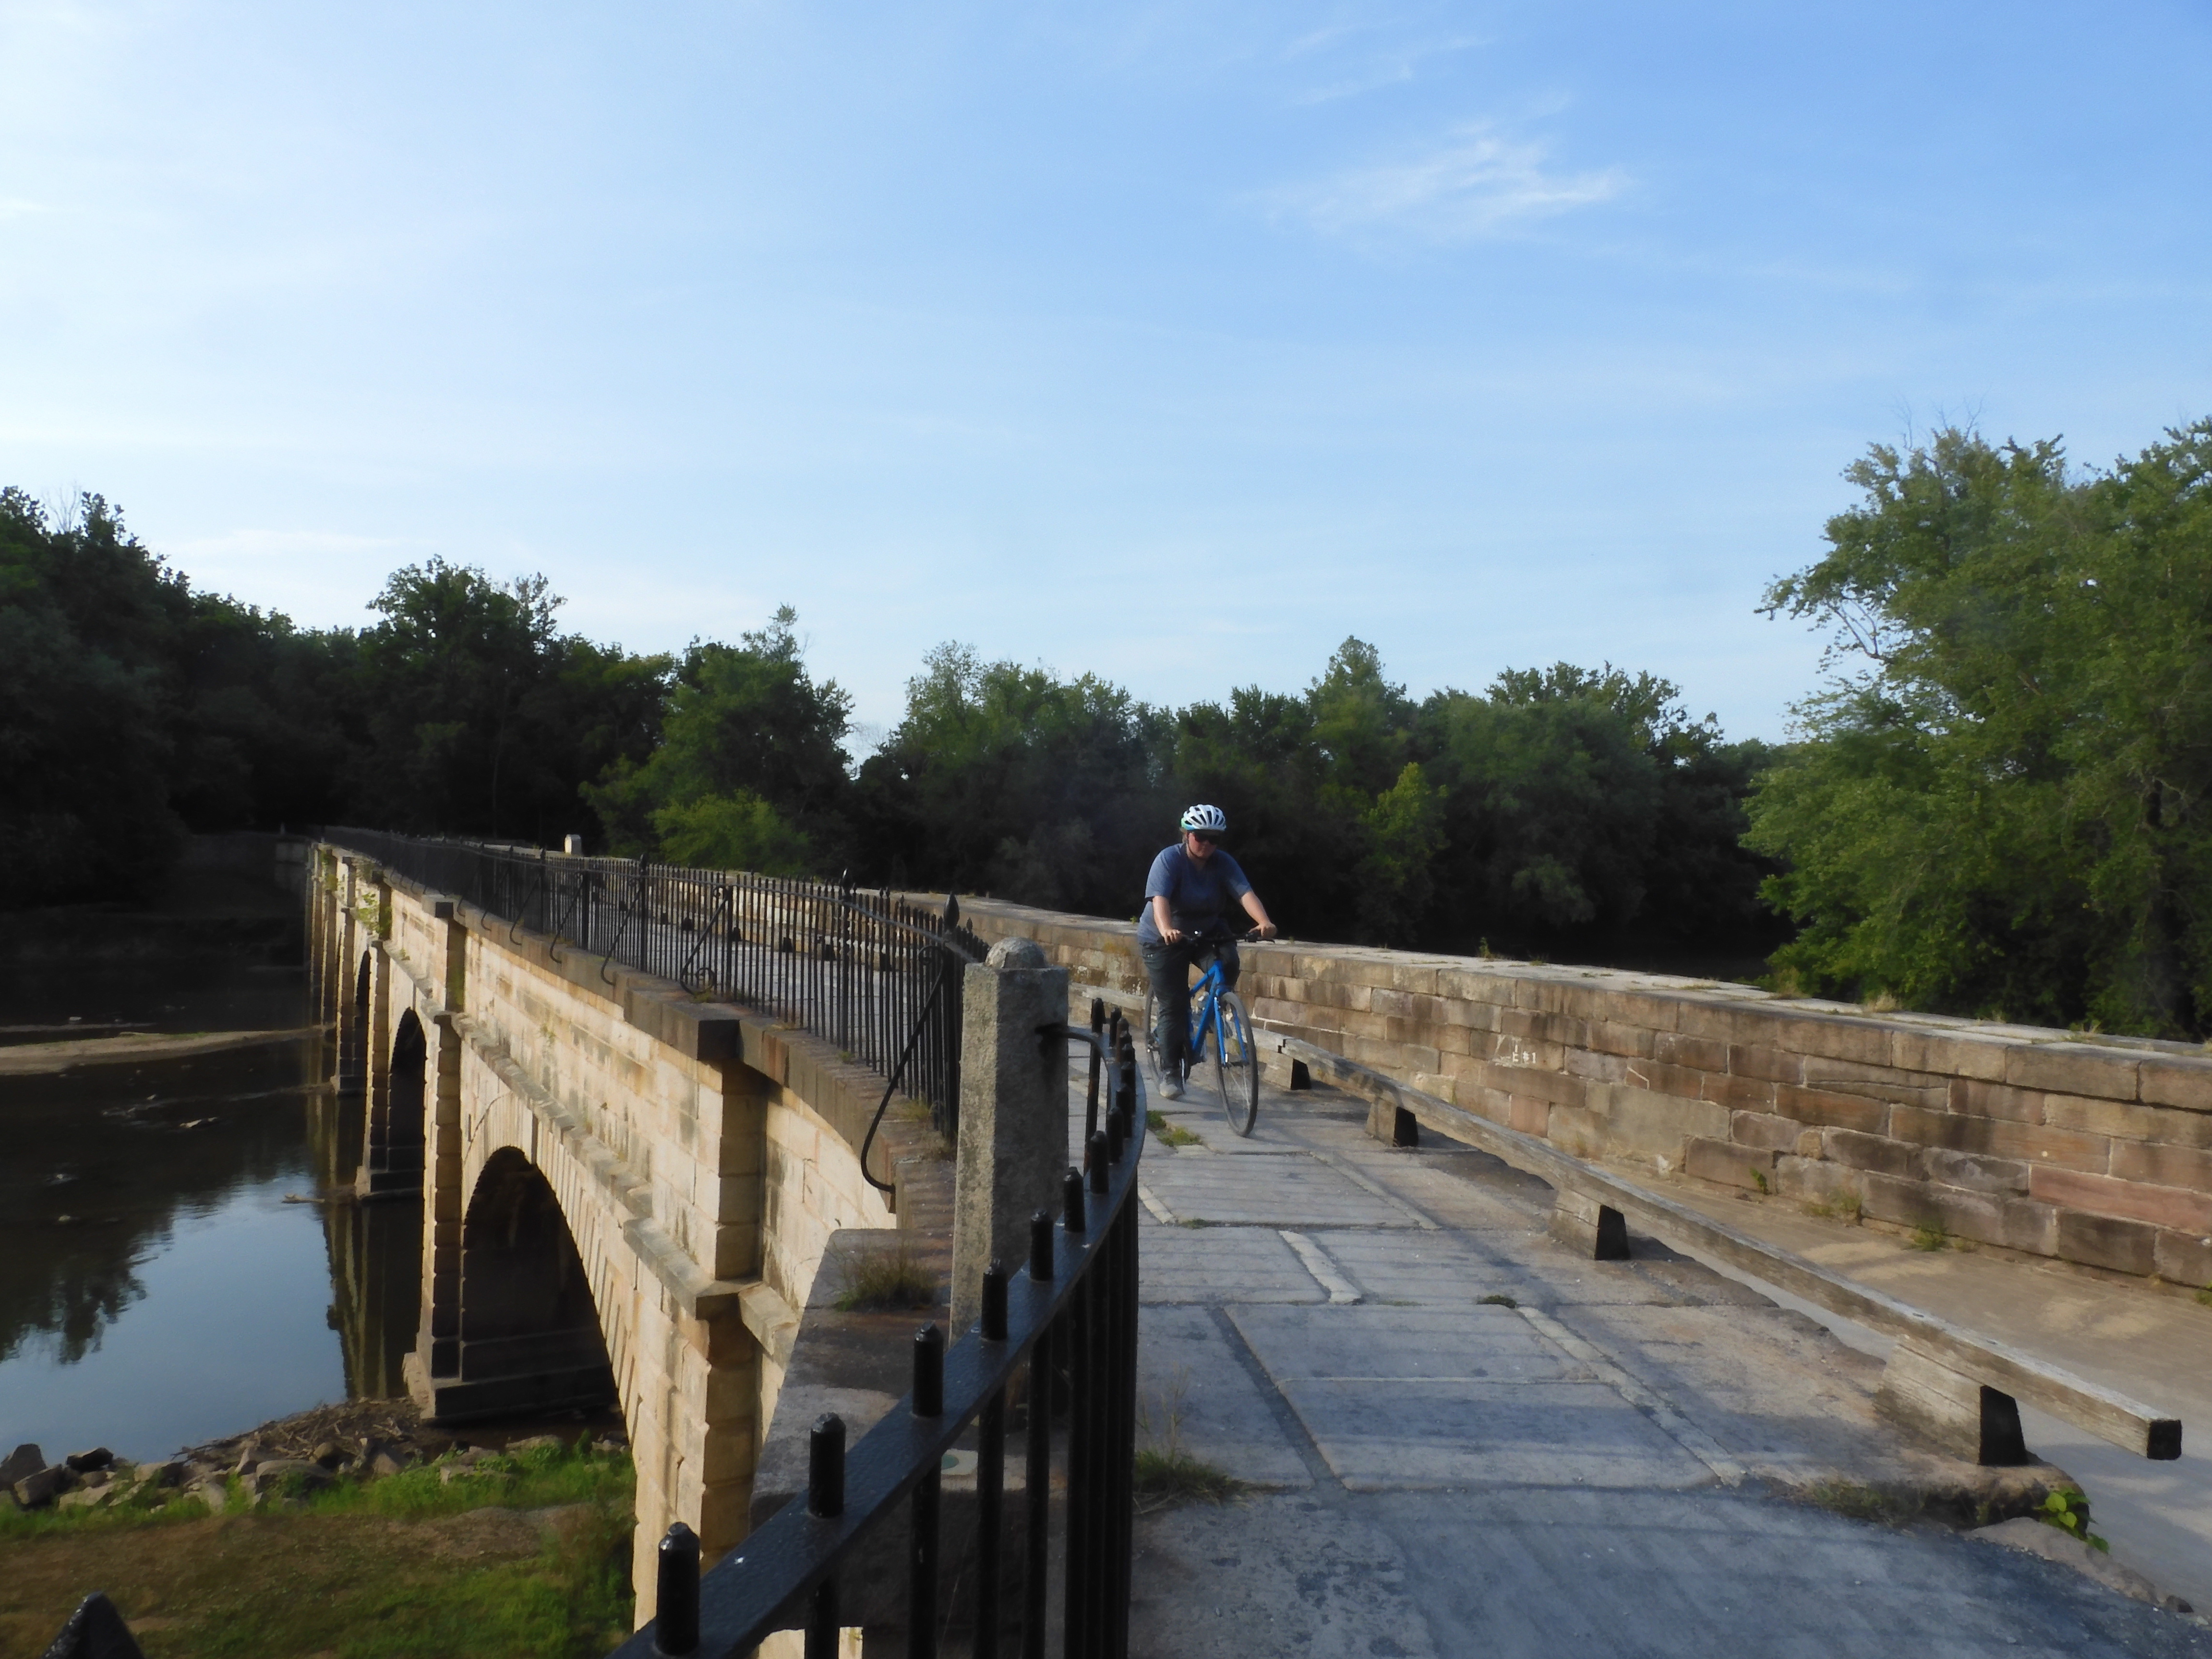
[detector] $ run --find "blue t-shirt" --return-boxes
[1137,844,1253,945]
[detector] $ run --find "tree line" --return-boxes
[9,414,2210,1036]
[0,486,1776,967]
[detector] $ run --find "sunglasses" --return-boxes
[1190,831,1222,845]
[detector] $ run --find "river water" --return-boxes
[0,960,420,1463]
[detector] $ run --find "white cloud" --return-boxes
[1267,124,1626,242]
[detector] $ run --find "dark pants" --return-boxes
[1139,937,1241,1076]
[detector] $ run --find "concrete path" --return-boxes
[1075,1064,2210,1658]
[1646,1166,2212,1611]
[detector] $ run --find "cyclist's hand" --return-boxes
[1163,926,1185,944]
[1255,922,1278,941]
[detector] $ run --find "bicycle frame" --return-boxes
[1183,951,1234,1063]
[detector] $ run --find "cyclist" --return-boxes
[1138,804,1277,1098]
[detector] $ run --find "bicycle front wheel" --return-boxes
[1141,988,1166,1090]
[1208,990,1260,1137]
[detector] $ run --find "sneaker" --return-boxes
[1158,1071,1183,1101]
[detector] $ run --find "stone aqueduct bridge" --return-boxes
[311,842,2212,1621]
[311,847,926,1618]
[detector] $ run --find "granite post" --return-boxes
[951,938,1070,1334]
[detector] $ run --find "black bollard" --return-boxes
[808,1414,846,1518]
[981,1260,1008,1341]
[654,1523,700,1656]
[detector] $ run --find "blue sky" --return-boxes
[4,2,2207,746]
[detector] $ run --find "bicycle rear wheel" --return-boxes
[1208,990,1260,1137]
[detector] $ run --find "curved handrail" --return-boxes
[614,1032,1148,1658]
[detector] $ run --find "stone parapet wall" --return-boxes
[945,895,2212,1288]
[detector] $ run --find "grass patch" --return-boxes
[1133,1365,1243,1515]
[1910,1219,1950,1252]
[1132,1448,1243,1513]
[1804,1192,1864,1225]
[1478,1293,1519,1308]
[0,1443,634,1659]
[831,1241,938,1312]
[1749,1167,1770,1194]
[1178,1218,1218,1228]
[1802,1479,1918,1525]
[1146,1110,1203,1149]
[2196,1286,2212,1308]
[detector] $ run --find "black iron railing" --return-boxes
[323,830,984,1137]
[625,1007,1144,1659]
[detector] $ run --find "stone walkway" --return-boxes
[1072,1062,2210,1658]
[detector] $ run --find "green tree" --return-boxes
[352,559,669,846]
[0,491,182,904]
[1747,421,2212,1036]
[856,644,1171,912]
[585,606,848,872]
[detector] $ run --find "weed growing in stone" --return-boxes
[2034,1488,2109,1552]
[1910,1220,1949,1251]
[1802,1479,1918,1525]
[1479,1293,1518,1308]
[1145,1110,1202,1149]
[831,1241,938,1312]
[2197,1287,2212,1308]
[1749,1167,1770,1194]
[1134,1369,1244,1515]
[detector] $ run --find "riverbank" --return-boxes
[0,1026,321,1077]
[0,1401,635,1658]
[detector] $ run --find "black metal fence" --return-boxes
[623,1009,1146,1659]
[323,830,984,1137]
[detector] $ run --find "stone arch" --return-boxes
[358,1006,428,1198]
[440,1147,619,1420]
[338,950,373,1090]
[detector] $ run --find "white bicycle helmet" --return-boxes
[1179,804,1227,835]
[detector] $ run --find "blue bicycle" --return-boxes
[1143,926,1262,1137]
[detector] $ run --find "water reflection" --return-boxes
[0,965,422,1458]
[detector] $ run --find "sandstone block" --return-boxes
[1724,1044,1805,1085]
[2055,1210,2158,1275]
[1481,1060,1584,1109]
[1888,1105,2109,1172]
[1773,1083,1888,1136]
[1484,1033,1563,1073]
[1761,1011,1894,1068]
[1919,1148,2031,1195]
[1774,1154,1857,1206]
[1948,1079,2044,1124]
[2109,1139,2212,1193]
[2154,1229,2212,1288]
[1823,1129,1919,1177]
[1596,991,1684,1033]
[1566,1049,1630,1084]
[2028,1166,2212,1234]
[1686,1136,1775,1190]
[1652,1031,1728,1072]
[1547,1103,1605,1159]
[2041,1093,2208,1147]
[1887,1027,2011,1082]
[1587,1020,1658,1059]
[951,943,1070,1335]
[2005,1044,2140,1102]
[1596,1085,1728,1158]
[2139,1057,2212,1113]
[1508,1096,1549,1136]
[1730,1111,1805,1153]
[1701,1071,1778,1112]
